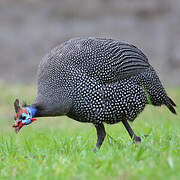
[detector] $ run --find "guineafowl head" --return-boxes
[13,99,37,133]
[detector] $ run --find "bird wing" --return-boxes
[52,38,151,83]
[78,38,151,83]
[103,42,150,82]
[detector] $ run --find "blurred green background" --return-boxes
[0,0,180,179]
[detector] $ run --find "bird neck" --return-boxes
[26,106,38,118]
[30,103,61,117]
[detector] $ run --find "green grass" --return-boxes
[0,83,180,180]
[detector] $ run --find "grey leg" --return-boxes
[122,120,141,143]
[94,123,106,152]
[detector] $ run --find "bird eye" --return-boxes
[21,116,26,120]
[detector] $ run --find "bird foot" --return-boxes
[133,136,141,143]
[93,147,99,153]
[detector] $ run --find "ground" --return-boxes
[0,84,179,180]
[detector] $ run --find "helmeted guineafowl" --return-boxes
[13,37,176,151]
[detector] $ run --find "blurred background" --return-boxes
[0,2,180,178]
[0,0,180,86]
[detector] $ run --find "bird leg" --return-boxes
[122,120,141,143]
[94,123,106,152]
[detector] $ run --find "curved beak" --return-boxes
[12,120,26,134]
[12,118,36,133]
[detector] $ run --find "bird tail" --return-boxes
[165,96,176,115]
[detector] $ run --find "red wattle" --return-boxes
[30,118,37,122]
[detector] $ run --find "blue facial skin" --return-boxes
[18,106,37,125]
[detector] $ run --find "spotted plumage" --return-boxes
[13,37,176,150]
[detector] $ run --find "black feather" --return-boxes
[167,104,177,115]
[168,97,176,107]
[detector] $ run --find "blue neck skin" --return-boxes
[26,106,37,118]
